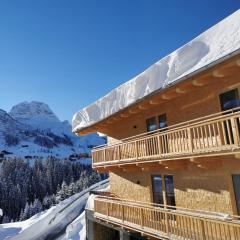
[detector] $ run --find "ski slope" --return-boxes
[0,179,109,240]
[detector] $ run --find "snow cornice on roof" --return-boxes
[72,10,240,134]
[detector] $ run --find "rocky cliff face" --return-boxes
[0,101,105,159]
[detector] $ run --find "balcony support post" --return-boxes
[158,135,162,156]
[121,204,124,223]
[140,208,144,228]
[164,211,170,237]
[107,202,109,219]
[103,149,106,162]
[187,127,193,153]
[135,141,138,159]
[231,117,240,147]
[200,219,206,240]
[118,145,121,160]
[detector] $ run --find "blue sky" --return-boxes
[0,0,239,122]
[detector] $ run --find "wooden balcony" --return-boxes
[94,196,240,240]
[92,108,240,169]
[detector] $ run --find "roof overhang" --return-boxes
[72,10,240,136]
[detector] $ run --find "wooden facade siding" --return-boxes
[92,108,240,168]
[94,196,240,240]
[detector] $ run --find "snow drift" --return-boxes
[72,10,240,132]
[0,179,109,240]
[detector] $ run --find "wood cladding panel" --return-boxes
[109,156,240,215]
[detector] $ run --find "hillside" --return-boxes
[0,101,105,160]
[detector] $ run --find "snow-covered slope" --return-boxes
[0,179,109,240]
[0,109,27,144]
[0,101,106,159]
[72,9,240,132]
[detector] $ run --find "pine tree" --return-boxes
[2,215,10,223]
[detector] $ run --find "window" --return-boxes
[146,117,157,132]
[146,113,168,132]
[219,89,240,111]
[164,175,176,206]
[152,175,164,205]
[159,113,168,130]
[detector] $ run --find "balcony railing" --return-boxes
[92,108,240,167]
[94,196,240,240]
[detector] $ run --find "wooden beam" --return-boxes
[112,116,120,121]
[196,161,222,170]
[96,167,108,173]
[149,99,160,105]
[107,120,114,124]
[191,157,222,170]
[138,103,149,110]
[98,123,108,127]
[160,160,188,171]
[129,108,140,114]
[212,70,225,78]
[237,59,240,67]
[192,79,205,86]
[161,93,172,100]
[136,162,162,168]
[120,112,129,118]
[107,166,123,172]
[235,153,240,159]
[141,166,164,172]
[176,87,187,94]
[161,91,178,100]
[122,165,141,173]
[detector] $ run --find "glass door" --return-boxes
[164,175,176,207]
[152,175,164,205]
[232,174,240,215]
[219,89,240,144]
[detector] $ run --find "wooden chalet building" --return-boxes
[73,10,240,240]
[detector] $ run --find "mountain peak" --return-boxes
[9,101,59,122]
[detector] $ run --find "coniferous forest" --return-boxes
[0,158,106,223]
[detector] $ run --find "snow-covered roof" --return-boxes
[72,10,240,133]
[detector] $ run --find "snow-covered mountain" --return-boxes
[0,101,106,159]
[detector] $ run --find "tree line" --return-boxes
[0,157,106,223]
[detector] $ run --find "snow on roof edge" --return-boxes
[72,48,240,134]
[72,10,240,133]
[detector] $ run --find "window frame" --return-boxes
[146,113,168,133]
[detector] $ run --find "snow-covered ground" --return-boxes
[0,179,109,240]
[72,9,240,132]
[59,185,110,240]
[60,211,86,240]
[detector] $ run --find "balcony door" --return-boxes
[165,175,176,206]
[232,174,240,215]
[152,175,176,207]
[219,89,240,144]
[152,175,164,205]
